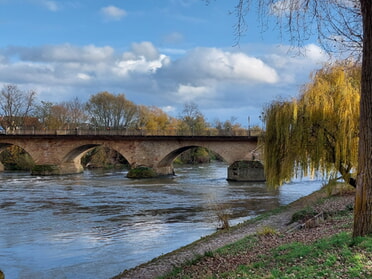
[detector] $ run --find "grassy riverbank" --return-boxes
[113,185,372,279]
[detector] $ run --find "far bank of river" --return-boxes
[0,162,322,279]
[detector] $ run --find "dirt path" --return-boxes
[112,191,352,279]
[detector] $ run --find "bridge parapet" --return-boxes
[1,127,262,137]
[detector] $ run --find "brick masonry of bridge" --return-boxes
[0,135,265,181]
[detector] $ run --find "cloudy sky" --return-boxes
[0,0,329,126]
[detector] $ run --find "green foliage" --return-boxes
[82,146,128,169]
[222,233,371,279]
[160,228,372,279]
[31,164,59,175]
[0,145,34,170]
[256,232,372,279]
[215,235,257,256]
[290,207,319,223]
[127,166,157,178]
[176,147,212,164]
[263,62,361,187]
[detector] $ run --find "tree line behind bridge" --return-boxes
[0,88,261,137]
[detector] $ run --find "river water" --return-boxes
[0,162,322,279]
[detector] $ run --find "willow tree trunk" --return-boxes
[353,0,372,237]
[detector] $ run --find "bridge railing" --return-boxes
[0,128,263,137]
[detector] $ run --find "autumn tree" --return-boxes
[36,101,68,129]
[137,105,170,134]
[36,101,53,128]
[36,98,87,130]
[264,62,360,186]
[213,117,245,135]
[86,92,138,129]
[178,102,208,135]
[63,97,88,128]
[0,84,37,130]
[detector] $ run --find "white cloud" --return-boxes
[160,48,187,56]
[162,47,279,86]
[101,5,127,21]
[176,84,213,103]
[161,106,176,114]
[261,43,329,85]
[77,73,91,81]
[162,32,184,44]
[127,42,160,61]
[40,0,59,12]
[270,0,303,16]
[0,42,329,124]
[303,44,328,62]
[115,54,169,77]
[8,44,114,63]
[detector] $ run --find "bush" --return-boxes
[127,166,157,178]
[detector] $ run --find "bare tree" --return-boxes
[63,97,88,128]
[179,102,208,134]
[0,84,37,131]
[231,0,362,57]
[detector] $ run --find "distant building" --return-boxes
[0,116,42,132]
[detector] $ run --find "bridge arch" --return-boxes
[59,144,130,174]
[157,145,223,168]
[58,144,100,174]
[0,143,13,171]
[0,142,35,171]
[154,142,264,181]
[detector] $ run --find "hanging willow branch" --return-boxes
[263,62,361,188]
[230,0,362,57]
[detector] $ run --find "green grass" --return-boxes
[215,232,372,279]
[215,234,258,256]
[159,208,372,279]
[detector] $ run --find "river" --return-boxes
[0,162,322,279]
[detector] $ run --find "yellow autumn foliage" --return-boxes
[263,62,361,187]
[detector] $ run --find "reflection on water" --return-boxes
[0,162,321,279]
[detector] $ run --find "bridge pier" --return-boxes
[31,162,84,175]
[0,162,4,172]
[154,166,175,176]
[227,160,266,182]
[127,165,174,178]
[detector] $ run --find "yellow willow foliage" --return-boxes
[263,63,361,187]
[264,99,298,186]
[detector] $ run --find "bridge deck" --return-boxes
[0,134,259,142]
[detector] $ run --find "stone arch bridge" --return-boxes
[0,134,264,181]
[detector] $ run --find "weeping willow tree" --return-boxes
[263,62,361,188]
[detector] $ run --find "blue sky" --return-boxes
[0,0,329,126]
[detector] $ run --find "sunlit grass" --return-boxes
[216,232,372,279]
[159,207,372,279]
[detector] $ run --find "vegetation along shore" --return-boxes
[112,184,371,279]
